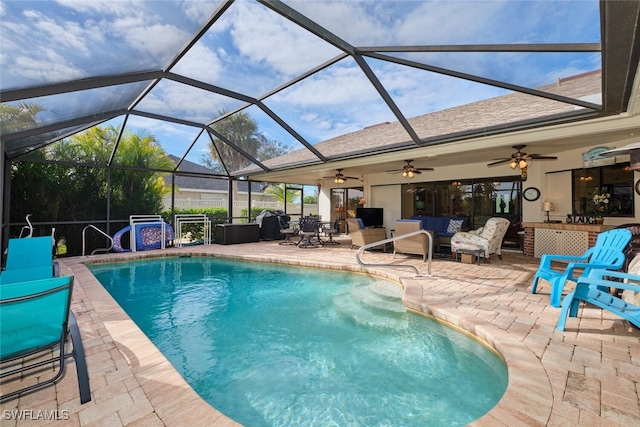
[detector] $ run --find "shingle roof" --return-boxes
[249,70,601,171]
[165,155,263,192]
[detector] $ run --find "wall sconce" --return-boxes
[542,201,554,222]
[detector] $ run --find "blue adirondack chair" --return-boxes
[0,236,58,284]
[0,275,91,403]
[531,228,632,307]
[557,269,640,331]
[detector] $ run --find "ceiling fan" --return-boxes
[488,144,557,167]
[323,169,358,184]
[386,160,434,178]
[487,145,557,180]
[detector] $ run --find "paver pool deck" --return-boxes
[1,237,639,426]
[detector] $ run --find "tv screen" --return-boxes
[356,207,384,228]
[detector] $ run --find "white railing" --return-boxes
[129,215,169,252]
[82,225,114,256]
[174,214,211,247]
[355,230,434,277]
[165,199,317,213]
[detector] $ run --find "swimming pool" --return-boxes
[89,256,507,426]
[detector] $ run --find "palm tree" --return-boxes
[264,183,299,205]
[0,102,44,134]
[209,111,261,172]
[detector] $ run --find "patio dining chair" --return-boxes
[278,215,298,245]
[531,228,632,307]
[322,220,340,245]
[298,217,320,248]
[0,275,91,404]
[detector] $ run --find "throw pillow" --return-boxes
[447,219,464,233]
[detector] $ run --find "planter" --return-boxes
[595,217,604,225]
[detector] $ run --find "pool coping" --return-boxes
[53,248,553,426]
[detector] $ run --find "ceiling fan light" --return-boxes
[519,159,528,169]
[509,160,517,169]
[402,171,407,177]
[408,170,414,178]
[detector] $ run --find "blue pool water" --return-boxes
[89,257,507,426]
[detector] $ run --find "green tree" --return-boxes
[10,124,173,250]
[264,183,299,204]
[208,111,261,172]
[205,111,292,218]
[303,190,318,204]
[0,102,44,134]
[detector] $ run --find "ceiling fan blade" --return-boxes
[529,155,558,160]
[487,158,511,166]
[416,167,434,171]
[345,176,359,180]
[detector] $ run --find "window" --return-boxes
[401,177,521,228]
[571,163,633,217]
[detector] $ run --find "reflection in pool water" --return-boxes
[90,257,507,426]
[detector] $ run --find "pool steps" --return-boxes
[333,282,408,329]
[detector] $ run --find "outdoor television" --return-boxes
[356,207,384,228]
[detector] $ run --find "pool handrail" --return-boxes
[355,230,433,277]
[82,225,114,256]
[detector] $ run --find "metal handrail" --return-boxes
[82,225,114,256]
[355,229,433,277]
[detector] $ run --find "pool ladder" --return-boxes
[355,230,433,277]
[82,225,114,256]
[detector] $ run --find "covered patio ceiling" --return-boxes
[2,0,640,185]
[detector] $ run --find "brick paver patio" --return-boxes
[1,236,638,426]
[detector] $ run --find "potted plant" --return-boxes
[592,190,611,224]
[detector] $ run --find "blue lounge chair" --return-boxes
[557,269,640,331]
[1,236,58,284]
[531,228,632,307]
[0,276,91,403]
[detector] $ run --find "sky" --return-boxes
[1,0,602,167]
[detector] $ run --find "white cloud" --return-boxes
[13,49,84,84]
[27,10,98,57]
[171,43,224,82]
[226,1,339,77]
[139,80,242,124]
[274,61,379,106]
[288,1,386,46]
[182,0,223,24]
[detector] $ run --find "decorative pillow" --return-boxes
[447,219,464,233]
